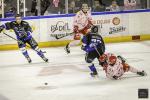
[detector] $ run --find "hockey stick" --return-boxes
[3,32,46,53]
[93,45,101,56]
[93,44,126,63]
[54,32,74,40]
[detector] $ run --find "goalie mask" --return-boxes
[81,3,89,13]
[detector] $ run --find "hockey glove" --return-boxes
[113,76,119,80]
[73,26,79,33]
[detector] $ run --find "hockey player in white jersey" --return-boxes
[99,53,146,79]
[65,3,93,54]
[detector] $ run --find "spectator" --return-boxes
[31,0,38,16]
[140,0,147,9]
[41,0,50,15]
[93,0,105,12]
[68,0,76,13]
[0,0,2,17]
[46,0,65,14]
[75,0,83,11]
[124,0,137,10]
[109,0,120,11]
[4,6,16,18]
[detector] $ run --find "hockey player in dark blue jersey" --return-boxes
[0,14,48,63]
[82,26,105,77]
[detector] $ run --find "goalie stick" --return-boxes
[3,32,46,53]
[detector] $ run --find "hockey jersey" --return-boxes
[73,10,92,35]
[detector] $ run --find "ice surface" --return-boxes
[0,41,150,100]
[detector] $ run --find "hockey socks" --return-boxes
[129,66,146,76]
[20,47,31,63]
[35,47,48,62]
[88,64,98,77]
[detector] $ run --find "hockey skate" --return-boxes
[137,71,146,76]
[41,56,49,62]
[65,43,70,54]
[117,55,126,63]
[26,57,32,63]
[90,72,98,77]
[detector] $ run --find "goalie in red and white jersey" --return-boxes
[99,53,146,79]
[65,3,93,54]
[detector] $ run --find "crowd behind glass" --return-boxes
[0,0,150,18]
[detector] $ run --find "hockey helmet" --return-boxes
[81,3,89,13]
[91,26,98,33]
[109,55,117,65]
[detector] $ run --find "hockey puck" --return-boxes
[44,82,48,85]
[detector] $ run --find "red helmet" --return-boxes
[109,55,117,65]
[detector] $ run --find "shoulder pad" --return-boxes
[76,11,81,15]
[22,21,29,25]
[12,21,17,24]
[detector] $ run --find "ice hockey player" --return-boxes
[82,26,105,77]
[99,53,146,79]
[65,3,93,54]
[0,14,48,63]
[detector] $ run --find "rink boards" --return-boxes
[0,9,150,50]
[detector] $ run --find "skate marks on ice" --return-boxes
[38,65,90,76]
[35,85,58,90]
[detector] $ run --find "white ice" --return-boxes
[0,41,150,100]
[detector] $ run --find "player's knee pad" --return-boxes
[29,38,38,49]
[85,56,93,63]
[86,58,93,63]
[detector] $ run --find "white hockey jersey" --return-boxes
[103,53,125,79]
[73,10,92,31]
[106,59,125,79]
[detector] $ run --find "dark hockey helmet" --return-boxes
[91,26,98,33]
[81,3,89,13]
[15,14,22,24]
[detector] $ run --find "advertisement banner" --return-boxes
[92,14,129,37]
[47,17,74,41]
[0,13,130,45]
